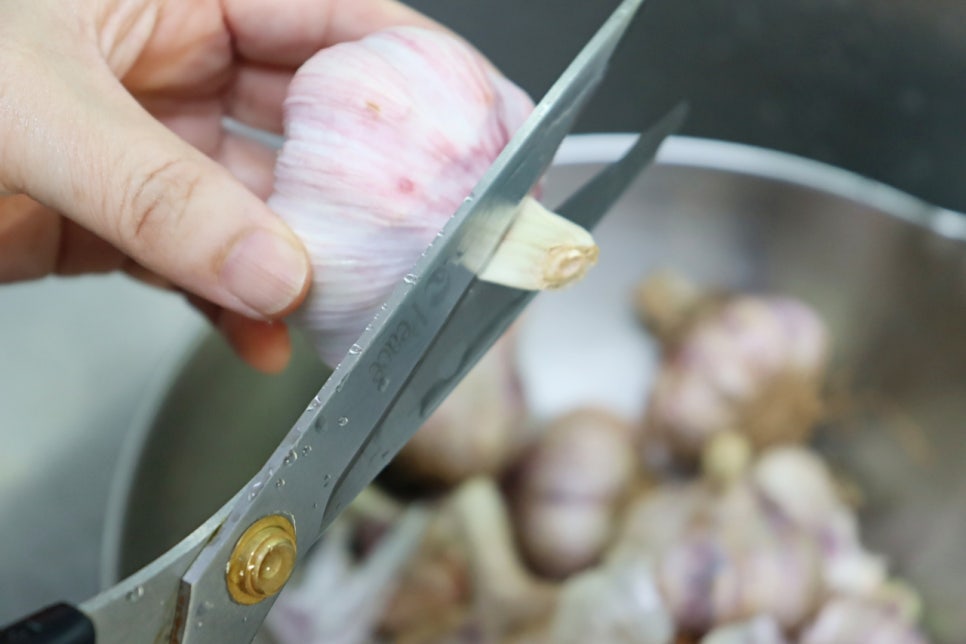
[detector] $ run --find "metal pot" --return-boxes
[106,135,966,642]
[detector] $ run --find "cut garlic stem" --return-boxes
[702,429,753,488]
[478,197,599,291]
[451,478,558,632]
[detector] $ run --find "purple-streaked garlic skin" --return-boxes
[644,293,828,457]
[752,446,842,531]
[269,27,534,366]
[751,446,889,597]
[612,482,824,635]
[390,333,528,488]
[510,409,638,579]
[799,596,930,644]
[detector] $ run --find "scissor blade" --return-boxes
[323,104,686,529]
[160,1,649,642]
[559,103,688,226]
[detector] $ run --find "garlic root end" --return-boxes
[479,197,598,291]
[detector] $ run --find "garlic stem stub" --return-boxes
[476,197,599,291]
[268,26,597,367]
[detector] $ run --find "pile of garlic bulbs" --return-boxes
[266,272,930,644]
[257,22,929,644]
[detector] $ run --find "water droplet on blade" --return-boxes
[283,449,298,466]
[337,416,349,427]
[403,273,417,285]
[348,344,362,355]
[126,586,144,602]
[275,479,286,488]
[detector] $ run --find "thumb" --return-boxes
[0,50,310,320]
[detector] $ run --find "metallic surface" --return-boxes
[3,0,965,637]
[225,515,297,606]
[113,135,966,642]
[406,0,966,214]
[0,277,201,624]
[79,2,655,641]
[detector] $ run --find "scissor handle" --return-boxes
[0,603,95,644]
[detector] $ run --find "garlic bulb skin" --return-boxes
[799,596,929,644]
[550,556,673,644]
[511,409,637,579]
[611,483,822,635]
[643,285,829,457]
[700,616,788,644]
[390,332,527,488]
[752,446,888,596]
[269,27,535,366]
[751,446,841,531]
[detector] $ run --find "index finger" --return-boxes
[223,0,447,67]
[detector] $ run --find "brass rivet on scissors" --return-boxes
[226,514,297,605]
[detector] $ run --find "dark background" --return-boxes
[407,0,966,212]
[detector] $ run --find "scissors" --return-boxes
[0,0,685,641]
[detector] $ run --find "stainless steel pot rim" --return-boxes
[100,132,962,589]
[560,134,964,240]
[99,320,207,588]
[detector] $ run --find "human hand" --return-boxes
[0,0,441,372]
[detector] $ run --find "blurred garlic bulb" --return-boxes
[612,484,710,559]
[800,596,929,644]
[270,27,597,366]
[752,446,887,596]
[266,506,429,644]
[611,482,822,635]
[639,273,828,457]
[450,478,557,637]
[548,556,673,644]
[379,509,472,640]
[510,409,638,578]
[700,616,787,644]
[751,446,842,530]
[389,332,528,489]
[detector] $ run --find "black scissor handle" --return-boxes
[0,604,94,644]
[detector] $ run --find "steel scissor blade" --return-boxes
[323,103,687,530]
[80,1,653,642]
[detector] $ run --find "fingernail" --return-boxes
[222,229,309,317]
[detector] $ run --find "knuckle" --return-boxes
[116,157,202,249]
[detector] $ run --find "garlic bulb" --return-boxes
[638,272,828,458]
[510,409,638,579]
[548,556,673,644]
[270,27,598,366]
[611,482,822,636]
[800,596,929,644]
[389,332,528,489]
[700,616,787,644]
[752,446,888,596]
[450,478,557,637]
[379,508,472,641]
[751,446,842,530]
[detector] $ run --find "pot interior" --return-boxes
[110,136,966,641]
